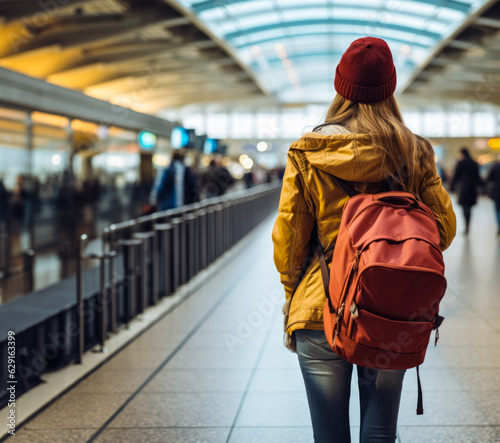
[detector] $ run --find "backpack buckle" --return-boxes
[433,315,444,346]
[349,301,359,319]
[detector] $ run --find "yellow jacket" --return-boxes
[272,129,457,338]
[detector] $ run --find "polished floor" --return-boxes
[10,196,500,443]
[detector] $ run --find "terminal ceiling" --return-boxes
[0,0,499,112]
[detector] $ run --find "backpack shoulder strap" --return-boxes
[331,175,359,198]
[332,175,398,197]
[316,244,335,314]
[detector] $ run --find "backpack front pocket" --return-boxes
[351,308,434,355]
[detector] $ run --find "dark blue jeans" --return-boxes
[296,329,405,443]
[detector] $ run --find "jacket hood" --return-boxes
[289,130,388,183]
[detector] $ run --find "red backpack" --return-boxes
[319,176,446,415]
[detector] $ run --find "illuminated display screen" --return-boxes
[171,127,189,149]
[138,131,157,150]
[204,138,218,154]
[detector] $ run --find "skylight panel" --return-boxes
[331,0,384,8]
[176,0,199,6]
[277,0,322,6]
[231,28,288,46]
[282,8,329,21]
[198,8,227,21]
[236,12,281,29]
[230,0,280,15]
[381,13,429,30]
[435,7,466,22]
[390,2,438,16]
[425,20,456,35]
[213,20,240,35]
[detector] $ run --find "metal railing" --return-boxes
[0,182,281,409]
[74,181,282,363]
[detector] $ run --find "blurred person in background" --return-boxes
[9,175,29,255]
[150,151,198,210]
[486,154,500,236]
[450,147,483,235]
[436,160,449,187]
[56,171,81,257]
[244,169,254,189]
[0,179,8,226]
[201,158,234,198]
[252,165,268,185]
[10,175,28,225]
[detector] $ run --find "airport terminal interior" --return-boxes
[0,0,500,442]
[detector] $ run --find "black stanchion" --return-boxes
[197,209,207,271]
[214,204,223,259]
[68,183,281,369]
[23,249,35,293]
[133,232,155,312]
[185,213,196,280]
[209,206,216,263]
[118,239,142,326]
[154,223,172,297]
[104,228,118,334]
[170,218,182,292]
[75,235,85,364]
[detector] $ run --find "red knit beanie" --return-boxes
[334,37,396,103]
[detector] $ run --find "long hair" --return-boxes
[316,94,435,197]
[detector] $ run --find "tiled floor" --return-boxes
[10,196,500,442]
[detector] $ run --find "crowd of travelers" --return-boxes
[148,151,282,212]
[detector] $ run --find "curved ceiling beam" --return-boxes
[0,0,91,22]
[193,0,471,13]
[225,19,441,41]
[275,77,411,93]
[46,39,214,76]
[209,4,454,27]
[59,59,232,90]
[136,91,259,110]
[254,51,418,68]
[234,31,431,49]
[1,11,175,58]
[87,72,249,97]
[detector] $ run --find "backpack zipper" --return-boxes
[332,250,361,345]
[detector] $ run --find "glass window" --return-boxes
[403,112,422,134]
[0,108,30,275]
[423,112,446,138]
[282,8,328,21]
[231,113,254,139]
[448,112,471,137]
[206,113,228,139]
[392,2,438,16]
[436,7,466,22]
[225,0,272,15]
[425,21,455,35]
[0,110,29,189]
[257,112,283,139]
[472,112,496,137]
[183,113,206,135]
[306,105,328,129]
[282,109,306,139]
[33,113,69,184]
[236,12,281,29]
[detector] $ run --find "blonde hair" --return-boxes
[319,94,435,197]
